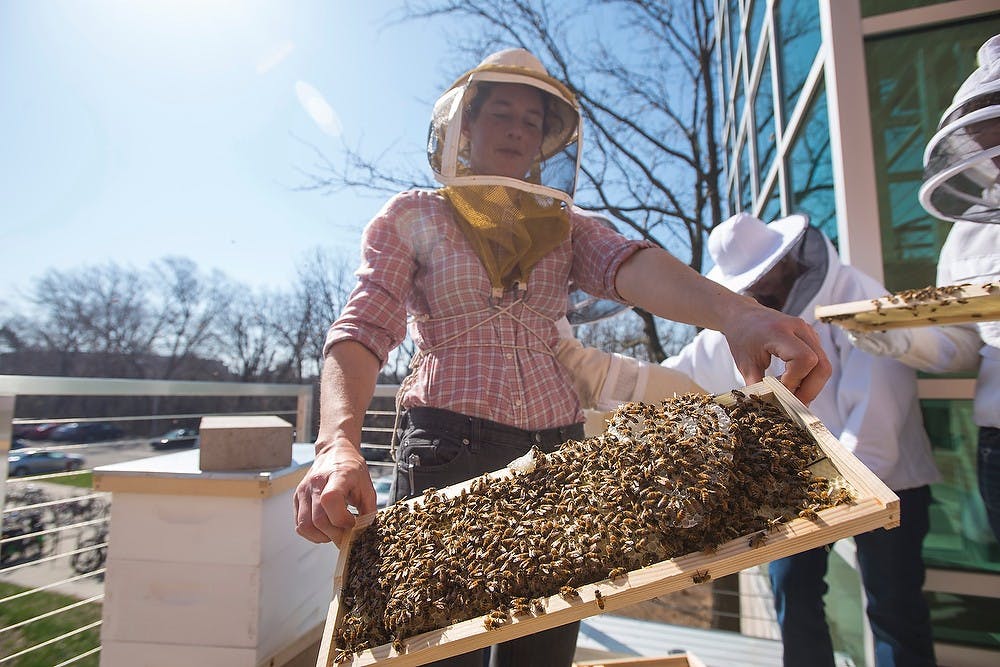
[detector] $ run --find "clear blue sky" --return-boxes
[1,1,460,309]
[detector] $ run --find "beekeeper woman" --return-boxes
[295,48,829,664]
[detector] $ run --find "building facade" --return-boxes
[714,0,1000,664]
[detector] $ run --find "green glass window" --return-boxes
[754,50,777,185]
[866,17,1000,291]
[922,399,1000,574]
[826,548,867,667]
[774,0,821,127]
[924,591,1000,649]
[861,0,950,18]
[921,398,1000,651]
[788,85,837,244]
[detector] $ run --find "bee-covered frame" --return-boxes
[316,377,899,667]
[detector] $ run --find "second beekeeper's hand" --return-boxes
[846,329,913,358]
[294,440,376,548]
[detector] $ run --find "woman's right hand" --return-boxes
[293,440,376,547]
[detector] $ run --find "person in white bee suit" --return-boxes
[661,212,940,667]
[850,34,1000,544]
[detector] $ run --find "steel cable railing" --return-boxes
[1,375,316,666]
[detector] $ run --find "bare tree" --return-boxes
[216,287,283,382]
[148,257,229,379]
[290,248,359,378]
[17,263,155,376]
[303,0,723,361]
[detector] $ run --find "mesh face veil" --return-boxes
[428,49,583,293]
[920,35,1000,224]
[428,49,581,197]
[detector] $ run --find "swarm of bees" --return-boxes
[332,391,854,661]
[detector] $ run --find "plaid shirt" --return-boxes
[325,190,651,430]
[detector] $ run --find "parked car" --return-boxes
[151,428,199,450]
[361,443,393,462]
[8,450,86,476]
[48,422,124,443]
[16,423,62,441]
[374,479,392,508]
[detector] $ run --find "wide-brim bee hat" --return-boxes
[920,34,1000,224]
[705,212,810,293]
[427,48,582,201]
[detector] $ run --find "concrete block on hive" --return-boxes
[199,415,292,471]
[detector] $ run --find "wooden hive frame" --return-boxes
[814,282,999,331]
[316,377,899,667]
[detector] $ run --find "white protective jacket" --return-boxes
[663,232,941,492]
[896,220,999,429]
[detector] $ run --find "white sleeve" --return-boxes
[896,324,983,374]
[554,337,703,411]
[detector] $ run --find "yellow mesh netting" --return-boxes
[441,185,570,292]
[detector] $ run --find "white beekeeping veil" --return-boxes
[428,48,581,200]
[920,34,1000,224]
[427,49,584,294]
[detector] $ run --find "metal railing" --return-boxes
[0,375,314,666]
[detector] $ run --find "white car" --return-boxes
[373,479,392,508]
[8,450,86,476]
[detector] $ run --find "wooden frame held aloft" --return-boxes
[317,377,898,667]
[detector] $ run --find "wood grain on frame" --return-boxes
[814,283,999,332]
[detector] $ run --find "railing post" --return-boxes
[0,395,13,513]
[296,388,314,444]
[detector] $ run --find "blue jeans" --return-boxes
[978,426,1000,543]
[769,486,936,667]
[392,407,585,667]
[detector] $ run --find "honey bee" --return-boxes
[594,589,605,609]
[560,585,580,598]
[798,506,819,521]
[747,531,768,549]
[692,569,711,584]
[608,567,628,581]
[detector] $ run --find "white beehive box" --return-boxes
[95,444,336,667]
[317,378,899,667]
